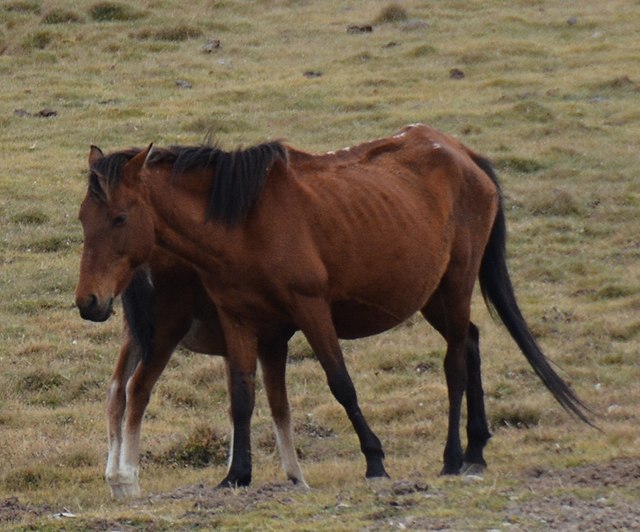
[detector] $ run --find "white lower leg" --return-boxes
[273,420,307,487]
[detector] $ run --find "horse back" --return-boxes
[268,124,500,332]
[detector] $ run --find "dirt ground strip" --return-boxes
[1,457,638,530]
[504,457,640,531]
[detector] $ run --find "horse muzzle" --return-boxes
[76,294,114,322]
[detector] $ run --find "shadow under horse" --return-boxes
[75,123,592,492]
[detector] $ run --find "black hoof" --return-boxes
[365,464,390,479]
[439,465,462,476]
[216,475,251,489]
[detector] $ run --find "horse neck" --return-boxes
[143,165,228,269]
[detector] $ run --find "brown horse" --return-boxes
[76,123,591,488]
[103,248,305,499]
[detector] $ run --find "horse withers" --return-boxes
[75,123,591,489]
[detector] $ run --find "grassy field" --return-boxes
[1,0,639,529]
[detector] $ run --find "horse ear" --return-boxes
[123,144,153,185]
[88,145,104,167]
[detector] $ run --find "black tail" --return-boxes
[122,267,155,365]
[472,154,594,426]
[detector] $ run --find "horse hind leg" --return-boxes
[460,322,491,474]
[258,331,307,487]
[113,320,186,498]
[421,297,490,475]
[292,295,388,480]
[105,337,141,499]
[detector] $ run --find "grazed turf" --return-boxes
[0,1,638,529]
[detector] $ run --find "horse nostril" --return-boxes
[77,293,113,322]
[76,294,97,311]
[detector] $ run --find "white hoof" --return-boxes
[109,481,142,500]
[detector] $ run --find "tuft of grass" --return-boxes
[374,4,410,24]
[154,426,228,468]
[494,156,544,173]
[407,44,436,57]
[41,8,83,24]
[19,370,65,392]
[21,30,52,50]
[4,466,62,492]
[11,210,49,225]
[528,189,583,216]
[11,299,61,315]
[22,235,76,253]
[135,25,202,42]
[4,469,43,491]
[594,284,636,300]
[3,1,40,14]
[510,101,555,123]
[490,405,541,429]
[590,75,640,94]
[88,2,144,22]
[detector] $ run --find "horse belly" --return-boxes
[331,297,419,339]
[325,225,448,340]
[180,317,226,356]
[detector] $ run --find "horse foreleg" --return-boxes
[217,316,258,488]
[461,322,491,474]
[293,296,388,480]
[105,337,140,499]
[258,334,307,487]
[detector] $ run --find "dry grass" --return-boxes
[1,0,639,529]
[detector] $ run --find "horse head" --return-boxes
[75,144,155,322]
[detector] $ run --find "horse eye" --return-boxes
[113,213,127,227]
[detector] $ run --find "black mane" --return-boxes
[88,148,142,202]
[148,141,287,227]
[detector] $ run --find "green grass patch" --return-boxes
[490,405,541,429]
[527,189,583,216]
[3,1,40,14]
[21,30,52,50]
[41,8,82,24]
[494,156,545,174]
[134,25,202,42]
[509,101,555,123]
[11,209,49,225]
[19,370,65,392]
[374,4,410,24]
[152,426,228,468]
[88,2,145,22]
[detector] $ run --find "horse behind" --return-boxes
[76,123,591,490]
[102,248,305,499]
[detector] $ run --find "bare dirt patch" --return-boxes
[144,458,640,529]
[150,480,307,514]
[0,496,51,523]
[505,457,640,531]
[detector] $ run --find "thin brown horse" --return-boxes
[103,247,305,498]
[75,123,591,488]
